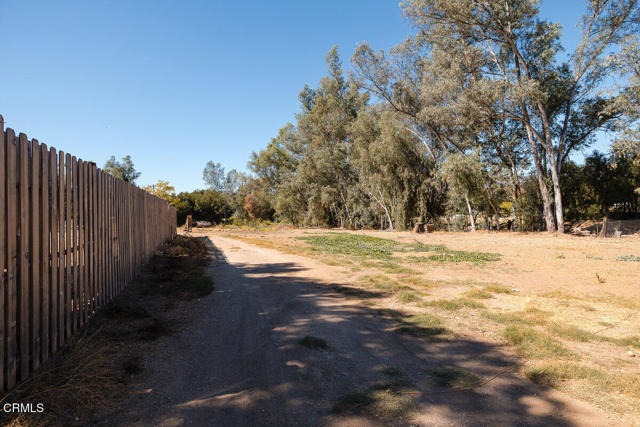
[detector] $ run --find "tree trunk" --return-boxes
[465,193,476,232]
[525,132,556,232]
[548,158,565,233]
[370,189,393,230]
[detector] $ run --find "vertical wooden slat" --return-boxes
[49,148,58,353]
[121,181,124,290]
[0,116,5,391]
[111,176,116,298]
[86,164,92,317]
[108,176,113,301]
[65,154,72,339]
[18,133,30,381]
[90,164,97,314]
[118,179,123,292]
[31,139,41,371]
[114,179,119,293]
[99,171,105,308]
[85,163,90,320]
[77,160,85,327]
[58,151,65,347]
[81,161,88,324]
[6,129,18,389]
[105,176,110,302]
[111,176,115,298]
[40,144,50,363]
[114,179,118,293]
[96,170,101,310]
[71,157,78,331]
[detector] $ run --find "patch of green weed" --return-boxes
[422,298,485,310]
[430,367,482,388]
[502,326,573,359]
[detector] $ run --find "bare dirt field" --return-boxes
[111,228,639,426]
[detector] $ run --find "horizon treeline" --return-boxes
[166,0,640,232]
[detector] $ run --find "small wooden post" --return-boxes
[600,216,608,238]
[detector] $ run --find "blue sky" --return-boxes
[1,0,599,192]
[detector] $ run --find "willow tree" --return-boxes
[352,32,527,227]
[350,108,443,230]
[400,0,639,232]
[608,35,640,162]
[288,46,369,227]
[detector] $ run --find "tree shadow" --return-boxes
[109,239,597,426]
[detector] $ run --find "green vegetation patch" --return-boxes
[546,323,596,342]
[524,361,640,398]
[332,373,417,420]
[482,308,550,326]
[547,323,640,348]
[296,233,403,258]
[376,260,419,274]
[409,242,448,252]
[430,367,482,388]
[502,326,573,359]
[614,254,640,262]
[425,250,501,264]
[422,297,485,310]
[484,284,515,294]
[397,313,447,337]
[297,233,501,265]
[465,288,494,299]
[396,291,423,304]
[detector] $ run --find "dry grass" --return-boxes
[464,288,494,299]
[1,236,212,426]
[332,369,417,421]
[524,361,640,415]
[482,307,551,326]
[502,326,574,359]
[421,297,485,311]
[396,291,423,304]
[429,367,482,388]
[396,313,447,338]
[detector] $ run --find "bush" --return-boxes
[172,189,230,225]
[244,191,274,221]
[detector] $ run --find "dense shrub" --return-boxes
[172,190,230,225]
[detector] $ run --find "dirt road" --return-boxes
[110,235,612,426]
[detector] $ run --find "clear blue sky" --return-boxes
[1,0,599,193]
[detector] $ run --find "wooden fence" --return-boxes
[0,115,177,392]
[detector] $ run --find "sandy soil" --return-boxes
[229,228,640,299]
[107,233,618,426]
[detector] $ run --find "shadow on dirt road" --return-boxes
[108,236,609,426]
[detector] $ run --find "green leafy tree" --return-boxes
[203,161,226,192]
[103,155,141,183]
[350,108,444,229]
[172,190,230,225]
[377,0,639,232]
[141,180,177,203]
